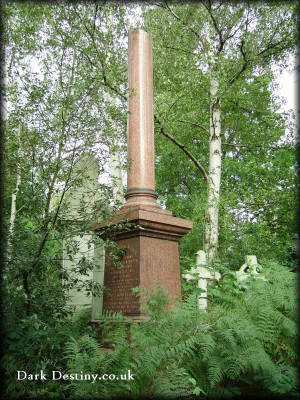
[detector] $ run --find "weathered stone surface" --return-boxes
[62,154,101,312]
[63,234,94,310]
[63,154,100,221]
[236,255,266,282]
[126,30,155,206]
[100,210,192,316]
[91,240,105,319]
[182,250,220,310]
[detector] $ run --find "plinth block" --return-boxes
[94,206,192,317]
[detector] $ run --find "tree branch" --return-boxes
[223,142,283,151]
[160,1,205,48]
[228,39,248,85]
[200,0,225,52]
[178,119,210,135]
[74,9,127,102]
[155,115,208,183]
[229,10,292,85]
[163,45,198,56]
[29,143,78,272]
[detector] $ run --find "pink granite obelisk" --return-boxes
[97,29,193,317]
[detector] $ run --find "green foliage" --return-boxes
[3,307,98,399]
[3,2,298,399]
[132,281,171,316]
[3,5,129,397]
[142,2,298,265]
[4,261,298,399]
[261,364,299,397]
[64,264,298,399]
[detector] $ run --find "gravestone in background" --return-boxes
[61,153,104,314]
[236,255,266,283]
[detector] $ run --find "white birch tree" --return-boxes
[142,1,297,263]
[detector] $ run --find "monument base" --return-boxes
[94,205,193,317]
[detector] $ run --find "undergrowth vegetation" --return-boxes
[4,2,298,399]
[3,261,298,399]
[62,261,298,399]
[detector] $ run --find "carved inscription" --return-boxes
[103,248,140,315]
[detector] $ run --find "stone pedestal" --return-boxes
[98,207,192,316]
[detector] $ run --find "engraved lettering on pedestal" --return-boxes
[103,249,139,314]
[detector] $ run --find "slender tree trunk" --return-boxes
[7,121,22,260]
[204,24,222,263]
[109,120,123,204]
[105,66,123,204]
[30,48,77,269]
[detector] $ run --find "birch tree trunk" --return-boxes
[7,121,22,260]
[110,136,123,204]
[109,117,123,204]
[204,28,222,263]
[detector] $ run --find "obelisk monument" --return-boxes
[96,29,192,317]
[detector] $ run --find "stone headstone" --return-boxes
[65,154,99,220]
[62,153,104,313]
[236,255,266,282]
[63,233,95,310]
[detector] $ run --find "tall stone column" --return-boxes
[125,30,157,207]
[94,30,192,319]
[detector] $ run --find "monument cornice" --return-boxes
[93,207,193,242]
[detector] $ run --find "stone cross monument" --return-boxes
[94,30,193,318]
[183,250,221,310]
[236,255,266,283]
